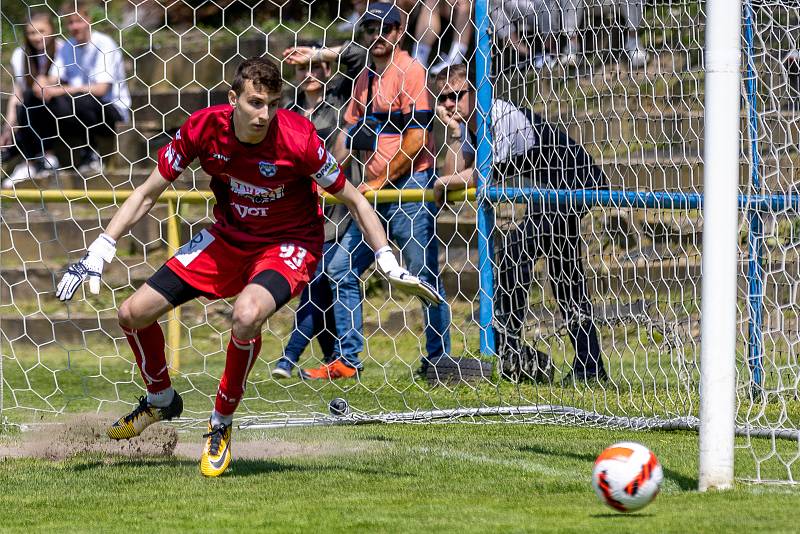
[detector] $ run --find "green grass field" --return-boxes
[1,423,799,533]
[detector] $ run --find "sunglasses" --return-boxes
[361,23,397,36]
[437,90,471,104]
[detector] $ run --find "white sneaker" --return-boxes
[533,54,557,70]
[271,366,292,379]
[560,52,580,68]
[627,48,648,69]
[5,162,37,187]
[36,153,59,178]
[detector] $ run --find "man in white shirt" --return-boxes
[45,1,131,175]
[434,64,608,385]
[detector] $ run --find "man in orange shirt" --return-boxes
[302,3,451,379]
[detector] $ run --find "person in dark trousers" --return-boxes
[272,40,369,378]
[2,11,65,187]
[49,1,131,175]
[433,64,608,384]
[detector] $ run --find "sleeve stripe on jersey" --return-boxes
[312,150,344,191]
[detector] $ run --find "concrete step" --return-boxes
[129,89,229,126]
[1,205,171,262]
[1,255,162,303]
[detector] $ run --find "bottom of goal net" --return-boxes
[229,405,800,442]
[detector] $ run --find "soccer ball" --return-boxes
[592,441,663,512]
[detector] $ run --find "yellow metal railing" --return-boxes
[1,187,477,371]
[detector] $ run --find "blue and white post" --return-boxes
[474,0,495,355]
[744,1,764,395]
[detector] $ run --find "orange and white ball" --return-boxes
[592,441,663,512]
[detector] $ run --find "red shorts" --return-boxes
[164,228,319,300]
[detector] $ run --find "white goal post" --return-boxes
[699,0,741,492]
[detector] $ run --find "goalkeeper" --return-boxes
[56,57,441,477]
[433,64,607,384]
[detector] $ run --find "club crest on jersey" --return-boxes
[259,161,277,177]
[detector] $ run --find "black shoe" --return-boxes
[560,369,609,387]
[0,144,19,165]
[498,345,553,384]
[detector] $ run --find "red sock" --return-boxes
[121,322,171,393]
[215,334,262,416]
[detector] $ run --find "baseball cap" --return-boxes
[359,2,402,27]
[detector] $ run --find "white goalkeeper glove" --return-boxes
[56,233,117,301]
[375,246,443,306]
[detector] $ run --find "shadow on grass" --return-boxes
[67,455,408,479]
[515,444,697,490]
[590,513,655,519]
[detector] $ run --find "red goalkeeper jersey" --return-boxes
[157,105,346,252]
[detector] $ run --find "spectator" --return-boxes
[786,49,800,111]
[301,2,450,380]
[412,0,473,75]
[2,11,65,188]
[47,0,131,175]
[272,40,369,379]
[559,0,647,68]
[283,40,370,113]
[489,0,560,70]
[433,64,607,384]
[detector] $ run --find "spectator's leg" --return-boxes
[493,212,539,379]
[324,222,375,370]
[430,0,473,74]
[388,170,451,364]
[69,94,120,168]
[413,0,442,67]
[281,282,317,368]
[546,212,606,379]
[47,94,76,165]
[619,0,646,67]
[316,243,339,363]
[12,101,44,160]
[529,0,561,68]
[22,92,60,158]
[56,93,99,167]
[559,0,584,65]
[453,0,473,54]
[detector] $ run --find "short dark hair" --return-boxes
[60,0,92,16]
[435,64,468,86]
[231,57,282,96]
[435,63,477,91]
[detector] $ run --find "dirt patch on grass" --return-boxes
[0,414,178,460]
[0,417,370,462]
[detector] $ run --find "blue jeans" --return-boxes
[281,242,337,366]
[325,169,451,369]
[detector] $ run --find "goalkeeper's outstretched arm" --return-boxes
[56,168,171,301]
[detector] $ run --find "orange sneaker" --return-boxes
[300,360,360,380]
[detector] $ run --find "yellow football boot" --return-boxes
[200,421,232,477]
[106,392,183,440]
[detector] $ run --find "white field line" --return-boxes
[414,446,586,481]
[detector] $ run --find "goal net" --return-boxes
[1,0,798,485]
